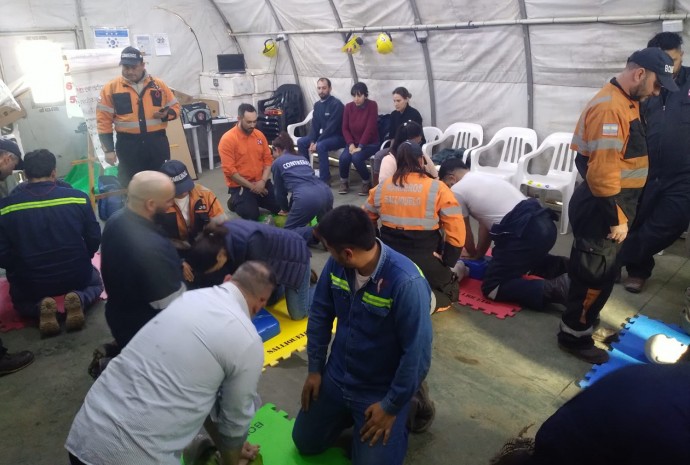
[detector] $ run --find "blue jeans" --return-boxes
[297,135,346,183]
[292,371,411,465]
[338,144,379,182]
[267,262,313,320]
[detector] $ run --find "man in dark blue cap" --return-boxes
[620,32,690,294]
[558,47,678,364]
[0,137,22,183]
[97,46,180,187]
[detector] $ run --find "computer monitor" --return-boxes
[217,54,246,74]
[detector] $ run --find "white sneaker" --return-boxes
[451,261,467,280]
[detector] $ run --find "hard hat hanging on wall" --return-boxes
[341,33,363,54]
[263,39,278,58]
[376,32,394,54]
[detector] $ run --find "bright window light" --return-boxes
[17,40,65,105]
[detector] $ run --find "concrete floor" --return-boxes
[1,163,689,465]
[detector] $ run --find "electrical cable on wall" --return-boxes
[153,6,205,70]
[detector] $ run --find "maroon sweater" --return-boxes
[342,100,379,146]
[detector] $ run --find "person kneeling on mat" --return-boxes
[186,220,313,320]
[66,261,274,465]
[271,132,333,243]
[439,158,570,311]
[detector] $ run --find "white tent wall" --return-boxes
[2,0,690,162]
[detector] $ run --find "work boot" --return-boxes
[543,273,570,305]
[39,297,60,337]
[359,181,372,196]
[407,381,436,433]
[558,343,609,364]
[64,292,85,332]
[0,350,34,376]
[623,276,646,294]
[338,179,349,195]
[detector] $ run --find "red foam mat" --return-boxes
[457,277,522,319]
[0,252,106,332]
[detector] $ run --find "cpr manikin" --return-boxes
[644,334,689,364]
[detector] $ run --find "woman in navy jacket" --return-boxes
[271,132,333,241]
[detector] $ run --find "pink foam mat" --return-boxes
[457,278,522,319]
[0,253,106,332]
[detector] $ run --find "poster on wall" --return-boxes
[153,33,171,56]
[63,48,121,165]
[93,27,130,49]
[135,34,152,57]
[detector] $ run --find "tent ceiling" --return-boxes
[1,0,689,146]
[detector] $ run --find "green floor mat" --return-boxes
[247,403,350,465]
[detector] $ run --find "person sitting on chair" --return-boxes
[296,78,345,186]
[0,149,103,337]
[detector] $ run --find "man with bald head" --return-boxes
[101,170,185,348]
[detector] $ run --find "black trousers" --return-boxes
[381,227,458,308]
[227,180,280,221]
[559,185,641,348]
[68,453,87,465]
[115,130,171,188]
[619,177,690,279]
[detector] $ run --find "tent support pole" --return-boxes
[517,0,534,129]
[227,13,690,36]
[326,0,358,83]
[264,0,300,84]
[207,0,244,54]
[407,0,436,126]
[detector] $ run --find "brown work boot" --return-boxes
[39,297,60,337]
[338,180,349,195]
[359,181,372,196]
[623,276,646,294]
[65,292,85,332]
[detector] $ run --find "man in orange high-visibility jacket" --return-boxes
[558,47,678,365]
[364,141,465,312]
[97,47,180,187]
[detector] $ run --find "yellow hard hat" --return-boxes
[341,34,363,54]
[263,39,278,58]
[376,32,393,54]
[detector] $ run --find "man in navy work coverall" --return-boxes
[620,32,690,294]
[292,205,432,465]
[0,149,102,337]
[296,78,345,185]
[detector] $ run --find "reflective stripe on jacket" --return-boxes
[97,75,180,151]
[364,173,465,248]
[159,185,225,242]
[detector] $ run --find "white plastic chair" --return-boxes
[515,132,577,234]
[469,127,538,185]
[287,110,312,145]
[422,122,483,160]
[423,126,443,145]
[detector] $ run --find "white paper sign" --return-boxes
[93,27,130,49]
[153,33,171,56]
[63,49,122,165]
[135,34,152,57]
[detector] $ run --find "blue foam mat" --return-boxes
[579,314,690,388]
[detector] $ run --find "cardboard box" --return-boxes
[171,88,195,106]
[0,102,26,128]
[199,72,254,96]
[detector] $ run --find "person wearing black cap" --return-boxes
[619,32,690,294]
[0,137,23,184]
[157,160,226,282]
[96,46,180,187]
[558,47,678,364]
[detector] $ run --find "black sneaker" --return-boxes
[543,273,570,305]
[558,343,609,364]
[0,350,34,376]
